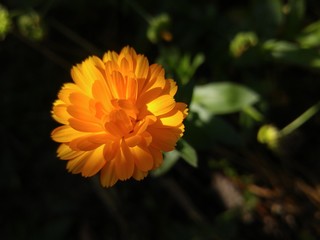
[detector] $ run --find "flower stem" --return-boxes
[243,106,265,122]
[280,101,320,136]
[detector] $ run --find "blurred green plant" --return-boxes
[17,10,45,41]
[0,4,11,40]
[230,32,258,58]
[147,13,172,43]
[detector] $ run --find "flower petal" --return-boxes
[135,55,149,79]
[69,134,110,151]
[52,101,69,124]
[82,146,106,177]
[100,159,118,187]
[92,79,113,110]
[149,147,163,169]
[58,83,81,104]
[131,145,154,172]
[132,168,148,181]
[147,94,175,116]
[71,65,91,94]
[114,140,134,180]
[57,143,84,160]
[125,135,142,147]
[51,126,87,143]
[103,50,118,63]
[69,118,103,132]
[158,109,184,127]
[103,141,118,162]
[66,151,90,174]
[67,105,96,123]
[148,126,182,152]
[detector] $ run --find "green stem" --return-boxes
[280,101,320,136]
[243,106,265,122]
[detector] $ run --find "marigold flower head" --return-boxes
[51,46,188,187]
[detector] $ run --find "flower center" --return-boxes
[104,99,139,138]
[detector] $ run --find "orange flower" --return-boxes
[51,46,188,187]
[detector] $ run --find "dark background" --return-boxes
[1,0,320,239]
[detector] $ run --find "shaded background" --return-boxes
[1,0,320,239]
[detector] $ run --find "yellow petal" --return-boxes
[137,88,163,108]
[148,126,181,152]
[57,143,84,160]
[91,55,105,70]
[58,83,81,104]
[110,71,125,99]
[135,55,149,79]
[69,134,109,151]
[168,79,178,96]
[82,58,104,88]
[66,151,90,174]
[149,146,163,169]
[132,168,148,180]
[114,140,134,180]
[104,121,123,137]
[103,50,118,63]
[158,110,183,127]
[69,118,102,132]
[68,92,92,110]
[141,131,152,146]
[103,141,118,162]
[125,134,142,147]
[140,64,164,93]
[100,159,118,187]
[125,77,138,101]
[71,65,91,94]
[147,94,175,116]
[82,146,106,177]
[176,102,188,118]
[119,55,134,75]
[92,78,113,110]
[51,126,87,143]
[131,145,154,171]
[67,105,96,123]
[52,103,69,124]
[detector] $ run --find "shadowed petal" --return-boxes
[100,159,118,187]
[131,145,154,172]
[114,140,134,180]
[82,146,106,177]
[132,168,148,181]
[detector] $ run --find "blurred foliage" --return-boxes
[2,0,320,239]
[0,4,11,39]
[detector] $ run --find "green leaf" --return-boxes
[297,20,320,48]
[176,138,198,167]
[191,82,260,115]
[151,150,180,177]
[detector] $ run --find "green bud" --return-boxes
[17,11,45,41]
[257,124,280,150]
